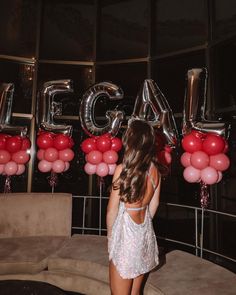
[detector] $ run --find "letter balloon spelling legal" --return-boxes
[0,83,31,192]
[36,80,75,191]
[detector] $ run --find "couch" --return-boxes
[0,193,235,295]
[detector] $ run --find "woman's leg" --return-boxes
[131,274,145,295]
[109,261,133,295]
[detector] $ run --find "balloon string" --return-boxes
[48,171,58,193]
[200,181,209,209]
[4,176,11,193]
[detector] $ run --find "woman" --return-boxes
[106,119,162,295]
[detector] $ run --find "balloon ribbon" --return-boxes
[48,171,58,192]
[4,176,11,193]
[200,181,209,208]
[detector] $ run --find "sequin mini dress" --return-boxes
[108,173,159,279]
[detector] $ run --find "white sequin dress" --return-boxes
[108,201,159,279]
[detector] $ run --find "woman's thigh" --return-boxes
[109,261,133,295]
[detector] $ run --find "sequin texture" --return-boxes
[108,202,159,279]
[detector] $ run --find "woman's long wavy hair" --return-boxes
[113,119,158,203]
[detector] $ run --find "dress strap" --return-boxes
[125,205,147,211]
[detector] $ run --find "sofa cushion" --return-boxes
[48,234,109,283]
[0,193,72,238]
[0,236,69,275]
[148,250,236,295]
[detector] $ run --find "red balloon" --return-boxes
[190,151,209,170]
[202,134,225,155]
[37,133,54,149]
[0,134,7,149]
[96,136,111,152]
[59,148,74,162]
[223,139,229,153]
[209,153,230,171]
[111,137,122,152]
[44,147,59,162]
[156,132,166,152]
[37,149,45,160]
[191,130,206,140]
[157,150,172,166]
[12,150,30,164]
[87,150,103,165]
[182,133,202,153]
[53,134,70,150]
[103,150,118,164]
[6,136,22,153]
[21,137,31,150]
[180,152,191,168]
[81,138,97,154]
[68,137,75,148]
[0,150,11,164]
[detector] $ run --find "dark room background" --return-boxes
[0,0,235,272]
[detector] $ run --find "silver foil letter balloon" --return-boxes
[0,83,27,136]
[183,68,230,138]
[132,79,178,148]
[79,82,124,137]
[37,79,73,136]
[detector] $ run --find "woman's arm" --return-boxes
[106,164,122,239]
[149,175,161,218]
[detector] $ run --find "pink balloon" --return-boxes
[44,147,59,162]
[0,164,5,174]
[37,149,45,160]
[209,153,230,171]
[59,148,74,162]
[84,162,97,175]
[108,164,117,175]
[164,151,172,164]
[190,151,209,170]
[64,162,70,172]
[16,164,26,175]
[4,161,18,176]
[87,150,103,165]
[0,150,11,164]
[201,166,218,185]
[12,150,30,164]
[183,166,201,183]
[96,162,109,177]
[103,150,118,164]
[52,159,65,173]
[38,160,52,173]
[217,171,223,183]
[180,152,191,167]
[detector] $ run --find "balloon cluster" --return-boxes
[81,134,122,177]
[36,132,75,174]
[0,134,31,176]
[181,131,230,185]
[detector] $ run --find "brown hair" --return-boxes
[113,119,158,203]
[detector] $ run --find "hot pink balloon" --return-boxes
[4,161,18,176]
[209,153,230,171]
[64,162,70,172]
[183,166,201,183]
[0,164,5,174]
[16,164,26,175]
[103,150,118,164]
[180,152,191,167]
[12,150,30,164]
[0,150,11,164]
[84,162,97,175]
[108,164,117,175]
[201,166,218,185]
[59,148,74,162]
[52,159,65,173]
[87,150,103,165]
[38,160,52,173]
[44,147,59,162]
[190,151,209,170]
[217,171,223,183]
[96,162,109,177]
[37,149,45,160]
